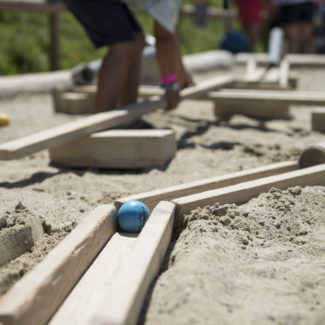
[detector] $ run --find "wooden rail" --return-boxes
[2,160,319,325]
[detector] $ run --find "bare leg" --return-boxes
[95,35,144,113]
[299,22,315,54]
[119,32,146,106]
[283,23,300,53]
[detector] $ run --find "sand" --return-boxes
[0,65,325,322]
[141,186,325,325]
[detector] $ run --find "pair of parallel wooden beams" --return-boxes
[0,161,324,325]
[0,75,233,160]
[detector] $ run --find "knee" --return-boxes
[110,34,145,60]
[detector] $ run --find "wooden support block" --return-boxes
[213,102,290,120]
[49,129,177,169]
[312,108,325,132]
[0,75,234,160]
[0,205,116,325]
[209,88,325,120]
[115,161,298,211]
[172,164,325,217]
[52,88,95,114]
[86,202,174,325]
[299,142,325,168]
[60,92,94,115]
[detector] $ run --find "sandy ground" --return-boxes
[0,66,325,322]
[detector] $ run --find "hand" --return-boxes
[165,89,181,111]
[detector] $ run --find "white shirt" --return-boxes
[122,0,181,33]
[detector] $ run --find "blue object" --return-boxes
[220,30,251,54]
[118,200,150,233]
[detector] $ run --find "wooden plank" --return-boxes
[89,201,175,325]
[50,201,175,325]
[115,161,298,211]
[0,204,116,325]
[279,59,290,88]
[49,129,177,169]
[236,53,325,67]
[312,108,325,132]
[208,89,325,106]
[49,232,138,325]
[172,163,325,216]
[0,75,233,160]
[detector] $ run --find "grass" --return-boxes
[0,2,240,76]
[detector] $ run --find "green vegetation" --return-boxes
[0,2,239,76]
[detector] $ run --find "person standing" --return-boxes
[276,0,317,53]
[235,0,264,51]
[63,0,193,113]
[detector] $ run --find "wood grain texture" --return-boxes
[172,164,325,216]
[49,232,138,325]
[115,161,298,211]
[88,201,175,325]
[0,205,116,325]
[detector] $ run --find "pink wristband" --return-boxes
[162,74,177,85]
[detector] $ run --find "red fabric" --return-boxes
[237,0,261,25]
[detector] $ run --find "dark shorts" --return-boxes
[278,2,316,24]
[63,0,142,47]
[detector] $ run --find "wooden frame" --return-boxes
[49,201,175,325]
[0,75,233,160]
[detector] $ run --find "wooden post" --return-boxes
[49,11,60,71]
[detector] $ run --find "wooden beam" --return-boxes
[207,89,325,106]
[115,161,298,212]
[0,205,116,325]
[0,75,233,160]
[50,201,175,325]
[49,232,138,325]
[172,163,325,216]
[236,53,325,67]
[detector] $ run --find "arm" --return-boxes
[154,21,194,110]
